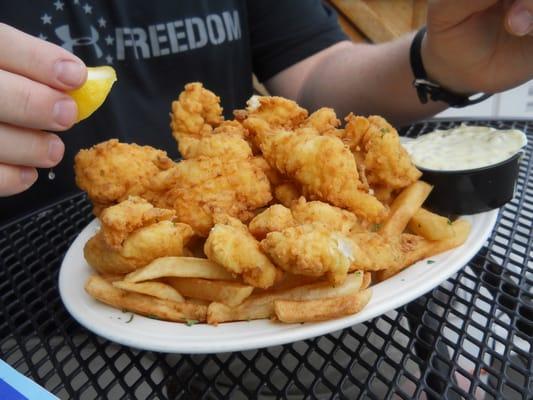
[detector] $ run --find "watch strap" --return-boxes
[410,27,492,108]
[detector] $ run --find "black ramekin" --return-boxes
[418,151,523,216]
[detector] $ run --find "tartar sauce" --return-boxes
[402,124,527,171]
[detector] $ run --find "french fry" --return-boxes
[207,272,364,324]
[424,218,471,254]
[376,219,471,281]
[112,280,184,302]
[164,277,254,307]
[85,275,207,322]
[123,257,236,283]
[380,181,433,237]
[407,208,455,241]
[274,289,372,323]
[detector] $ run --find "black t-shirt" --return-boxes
[0,0,346,224]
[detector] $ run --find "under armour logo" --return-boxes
[55,24,103,58]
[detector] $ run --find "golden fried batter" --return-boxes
[300,107,340,134]
[84,233,139,275]
[250,156,284,186]
[249,197,364,240]
[245,117,386,222]
[177,122,253,160]
[120,220,194,261]
[248,204,296,240]
[290,197,364,234]
[260,223,353,285]
[343,114,421,189]
[84,220,193,275]
[170,83,222,141]
[100,196,175,249]
[273,182,301,207]
[149,156,272,236]
[74,139,174,214]
[170,84,256,160]
[180,132,253,160]
[204,215,280,289]
[235,95,308,129]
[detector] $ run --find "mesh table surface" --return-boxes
[1,119,532,400]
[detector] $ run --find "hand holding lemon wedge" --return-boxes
[0,24,119,197]
[68,66,117,122]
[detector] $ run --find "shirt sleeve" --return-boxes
[247,0,348,82]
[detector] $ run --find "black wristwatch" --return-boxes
[410,27,492,108]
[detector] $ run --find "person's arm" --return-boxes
[266,0,533,127]
[265,36,443,127]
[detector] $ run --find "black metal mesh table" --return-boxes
[1,119,532,400]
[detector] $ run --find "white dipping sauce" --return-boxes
[402,124,527,171]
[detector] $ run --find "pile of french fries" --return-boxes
[84,180,470,325]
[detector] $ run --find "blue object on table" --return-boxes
[0,360,58,400]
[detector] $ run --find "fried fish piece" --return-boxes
[273,181,302,207]
[100,196,175,249]
[176,121,253,160]
[120,220,194,261]
[204,215,281,289]
[249,198,364,240]
[84,233,138,275]
[342,114,421,190]
[260,223,354,285]
[170,83,255,160]
[300,107,340,135]
[248,204,296,240]
[170,82,223,155]
[74,139,174,214]
[235,95,309,152]
[290,197,365,234]
[235,95,308,129]
[245,117,386,222]
[177,130,252,160]
[250,156,284,186]
[84,221,194,275]
[149,156,272,236]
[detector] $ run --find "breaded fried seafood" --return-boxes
[149,156,272,236]
[99,196,175,249]
[204,215,281,289]
[244,117,387,222]
[77,82,472,326]
[74,139,174,214]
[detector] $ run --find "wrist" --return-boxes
[420,30,473,96]
[411,27,491,108]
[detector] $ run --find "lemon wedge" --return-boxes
[68,66,117,122]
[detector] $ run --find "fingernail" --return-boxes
[48,136,64,164]
[20,168,37,185]
[54,60,85,87]
[508,8,533,36]
[53,99,77,128]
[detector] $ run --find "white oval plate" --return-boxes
[59,210,498,354]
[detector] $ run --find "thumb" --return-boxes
[505,0,533,36]
[428,0,500,31]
